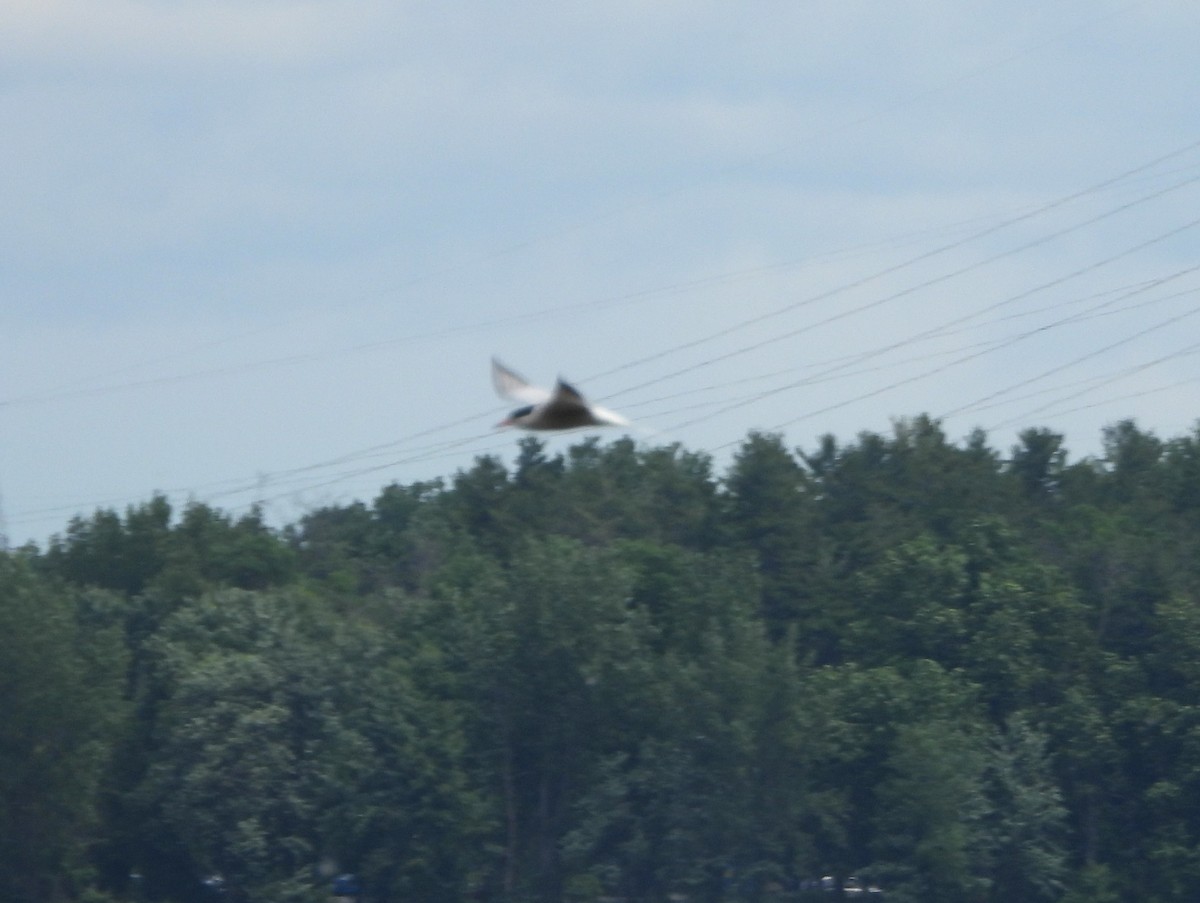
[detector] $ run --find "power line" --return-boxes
[666,217,1200,442]
[1023,372,1200,423]
[596,158,1200,398]
[940,289,1200,419]
[988,339,1200,431]
[622,269,1196,422]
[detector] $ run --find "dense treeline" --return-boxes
[5,416,1200,903]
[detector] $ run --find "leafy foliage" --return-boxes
[7,419,1200,901]
[0,556,126,902]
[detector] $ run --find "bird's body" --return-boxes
[492,358,630,431]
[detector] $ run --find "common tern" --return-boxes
[492,358,630,431]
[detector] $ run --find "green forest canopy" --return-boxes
[5,416,1200,903]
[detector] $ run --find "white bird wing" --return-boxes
[492,357,552,405]
[589,405,631,427]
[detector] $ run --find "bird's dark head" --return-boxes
[497,404,534,428]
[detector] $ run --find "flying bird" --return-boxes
[492,358,631,431]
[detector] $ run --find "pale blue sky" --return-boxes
[3,1,1199,545]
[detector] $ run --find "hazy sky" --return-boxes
[4,1,1199,545]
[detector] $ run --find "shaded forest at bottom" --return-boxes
[5,415,1200,903]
